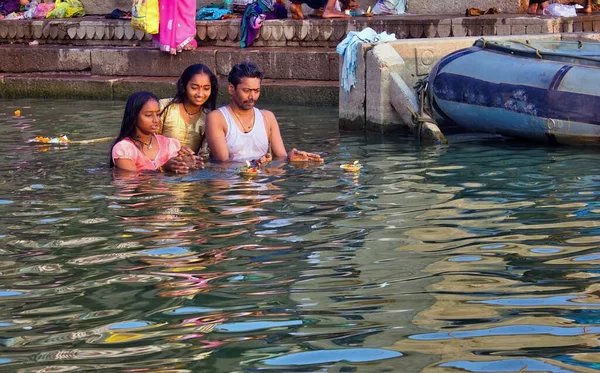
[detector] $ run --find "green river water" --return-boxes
[1,98,600,373]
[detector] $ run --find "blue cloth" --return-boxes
[336,27,397,98]
[195,7,231,20]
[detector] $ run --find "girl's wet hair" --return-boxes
[228,62,263,87]
[110,91,159,168]
[165,64,218,113]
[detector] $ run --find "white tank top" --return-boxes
[220,106,269,162]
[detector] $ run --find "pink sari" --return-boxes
[153,0,198,55]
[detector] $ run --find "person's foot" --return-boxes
[290,3,306,19]
[183,39,197,51]
[322,7,351,18]
[527,3,538,14]
[310,7,324,17]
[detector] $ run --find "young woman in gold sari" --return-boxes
[158,64,218,157]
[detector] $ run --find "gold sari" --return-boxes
[158,98,209,157]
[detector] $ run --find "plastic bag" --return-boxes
[46,0,85,18]
[372,0,406,15]
[542,3,577,17]
[34,2,54,18]
[23,1,38,19]
[132,0,160,35]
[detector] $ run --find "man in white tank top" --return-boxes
[205,62,323,164]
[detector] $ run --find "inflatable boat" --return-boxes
[428,38,600,145]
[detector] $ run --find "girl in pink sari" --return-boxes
[153,0,198,55]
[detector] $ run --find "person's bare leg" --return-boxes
[322,0,350,18]
[290,3,306,18]
[536,0,548,14]
[584,0,592,13]
[527,2,538,14]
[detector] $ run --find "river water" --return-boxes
[1,98,600,373]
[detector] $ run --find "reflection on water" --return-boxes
[1,98,600,372]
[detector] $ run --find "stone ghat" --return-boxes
[2,14,600,48]
[0,45,340,80]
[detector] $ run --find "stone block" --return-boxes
[593,20,600,31]
[437,19,452,38]
[215,49,263,77]
[393,24,410,39]
[1,75,114,99]
[451,21,468,37]
[583,21,593,32]
[409,24,424,38]
[391,37,476,89]
[526,24,543,34]
[260,51,335,80]
[0,46,91,73]
[329,54,339,82]
[257,82,338,105]
[496,24,511,35]
[339,43,370,131]
[562,21,574,33]
[90,48,217,77]
[562,32,600,42]
[482,23,495,36]
[540,19,556,33]
[511,24,526,34]
[365,43,403,132]
[215,49,336,81]
[388,72,419,130]
[113,77,178,100]
[0,74,5,98]
[573,21,583,32]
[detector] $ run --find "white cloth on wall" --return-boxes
[336,27,397,98]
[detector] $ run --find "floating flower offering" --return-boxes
[239,160,259,177]
[340,160,362,172]
[14,109,21,116]
[29,135,71,145]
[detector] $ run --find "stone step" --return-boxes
[2,15,599,48]
[0,72,339,105]
[0,44,339,81]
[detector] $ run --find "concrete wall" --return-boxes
[411,0,529,15]
[81,0,132,15]
[80,0,528,15]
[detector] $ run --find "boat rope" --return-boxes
[409,77,438,140]
[507,40,543,59]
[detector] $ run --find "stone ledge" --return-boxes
[2,15,600,48]
[0,73,339,105]
[0,45,340,81]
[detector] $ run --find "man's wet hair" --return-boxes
[228,62,264,87]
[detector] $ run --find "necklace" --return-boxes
[231,107,255,133]
[133,135,153,150]
[182,102,202,117]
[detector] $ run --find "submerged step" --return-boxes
[0,72,339,105]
